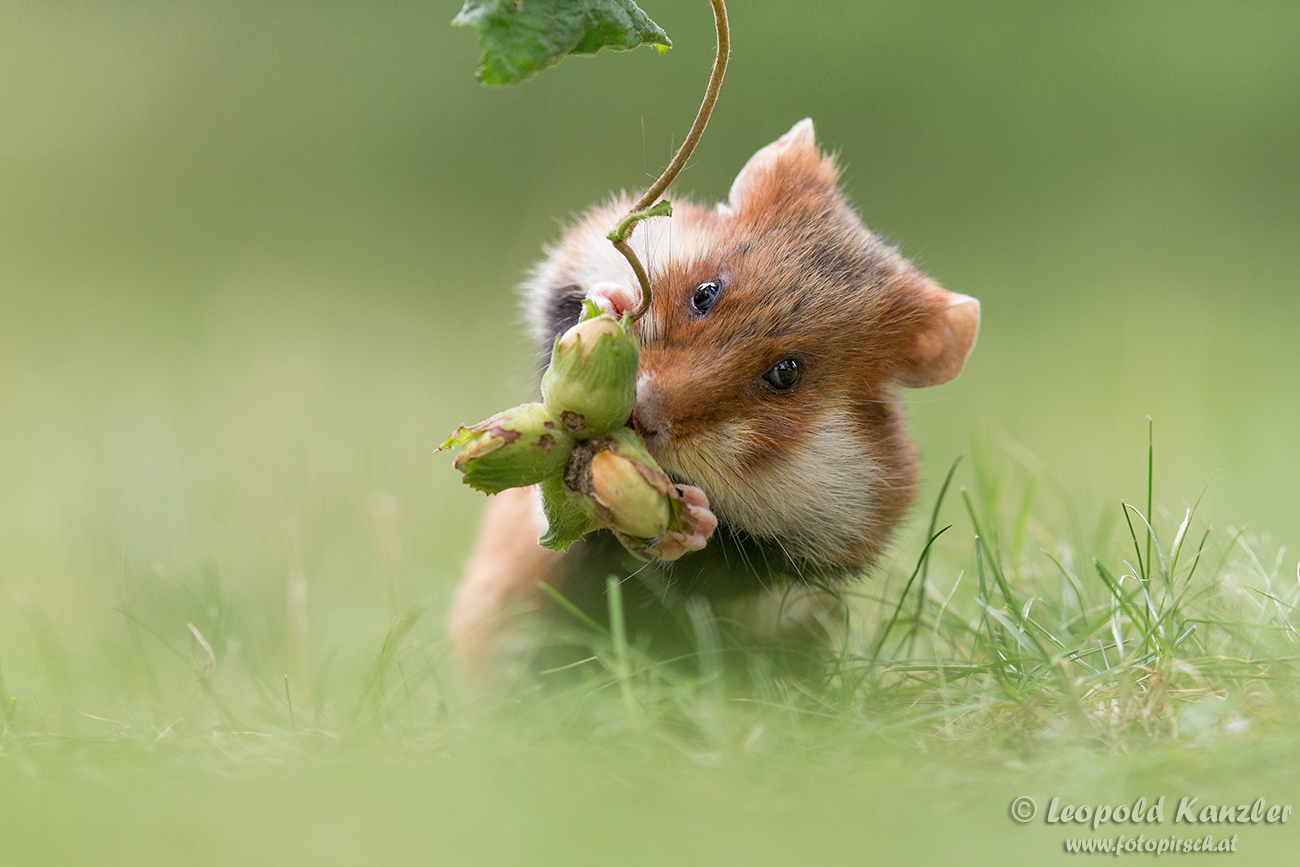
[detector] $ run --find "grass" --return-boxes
[5,431,1294,764]
[466,433,1300,757]
[4,432,1299,865]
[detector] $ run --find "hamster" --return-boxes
[449,119,980,686]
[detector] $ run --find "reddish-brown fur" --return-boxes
[451,120,979,685]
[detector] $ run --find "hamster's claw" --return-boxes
[647,485,718,562]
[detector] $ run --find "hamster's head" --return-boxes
[529,119,979,573]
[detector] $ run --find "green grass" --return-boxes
[419,435,1300,757]
[4,433,1299,865]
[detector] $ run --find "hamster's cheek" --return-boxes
[656,407,882,563]
[649,420,749,491]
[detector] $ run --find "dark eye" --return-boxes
[763,357,801,390]
[690,281,721,315]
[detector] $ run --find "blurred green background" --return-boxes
[2,1,1298,863]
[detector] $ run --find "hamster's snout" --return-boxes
[630,371,671,444]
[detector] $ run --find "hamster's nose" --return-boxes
[631,372,671,440]
[585,282,640,318]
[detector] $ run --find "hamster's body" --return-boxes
[451,120,979,685]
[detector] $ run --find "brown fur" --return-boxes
[450,119,979,687]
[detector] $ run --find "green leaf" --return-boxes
[453,0,672,86]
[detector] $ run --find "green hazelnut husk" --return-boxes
[537,476,598,551]
[564,427,679,541]
[440,402,573,494]
[540,305,638,438]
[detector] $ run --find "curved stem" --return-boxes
[611,238,654,314]
[607,200,673,244]
[631,0,730,216]
[613,0,729,323]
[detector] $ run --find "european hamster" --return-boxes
[450,119,979,684]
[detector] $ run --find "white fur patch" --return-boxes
[659,406,880,565]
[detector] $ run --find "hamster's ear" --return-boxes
[727,119,838,213]
[897,283,980,388]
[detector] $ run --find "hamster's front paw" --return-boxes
[647,484,717,562]
[585,282,639,318]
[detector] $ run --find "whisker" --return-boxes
[771,536,807,583]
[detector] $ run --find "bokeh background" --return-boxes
[2,1,1298,863]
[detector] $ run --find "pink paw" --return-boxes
[586,282,641,318]
[648,485,718,562]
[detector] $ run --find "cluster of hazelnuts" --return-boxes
[440,302,700,554]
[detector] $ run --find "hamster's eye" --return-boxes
[763,357,801,390]
[690,281,721,315]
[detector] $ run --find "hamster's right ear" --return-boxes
[897,285,981,389]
